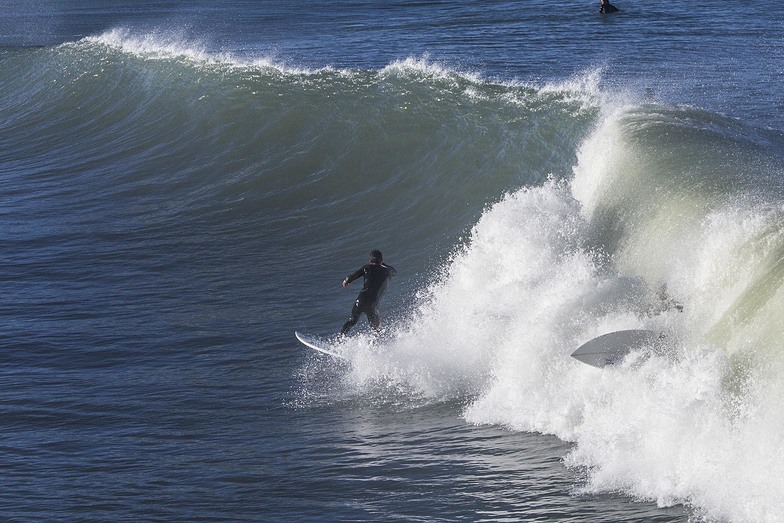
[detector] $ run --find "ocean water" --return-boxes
[2,1,784,521]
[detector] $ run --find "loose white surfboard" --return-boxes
[295,331,348,361]
[571,329,665,368]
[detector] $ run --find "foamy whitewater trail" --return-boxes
[328,105,784,522]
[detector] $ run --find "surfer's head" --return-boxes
[370,250,383,264]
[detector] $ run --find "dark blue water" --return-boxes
[2,2,783,521]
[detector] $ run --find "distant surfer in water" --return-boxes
[600,0,619,13]
[340,250,397,335]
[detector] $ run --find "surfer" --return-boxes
[340,250,397,335]
[600,0,619,13]
[646,283,684,316]
[656,283,684,313]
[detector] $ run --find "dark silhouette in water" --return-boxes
[600,0,619,13]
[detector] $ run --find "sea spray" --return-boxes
[331,103,784,521]
[463,108,784,522]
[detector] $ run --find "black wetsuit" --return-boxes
[600,1,619,13]
[341,262,397,334]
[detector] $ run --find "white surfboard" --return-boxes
[571,329,665,368]
[295,331,349,361]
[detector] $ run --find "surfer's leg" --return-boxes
[341,300,361,335]
[367,306,380,331]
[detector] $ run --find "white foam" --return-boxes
[337,106,784,521]
[83,27,220,63]
[380,55,484,85]
[463,111,784,521]
[79,28,330,76]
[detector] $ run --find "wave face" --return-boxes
[1,29,598,261]
[3,28,784,522]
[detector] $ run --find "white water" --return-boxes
[334,106,784,522]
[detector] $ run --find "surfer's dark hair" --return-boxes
[370,250,383,263]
